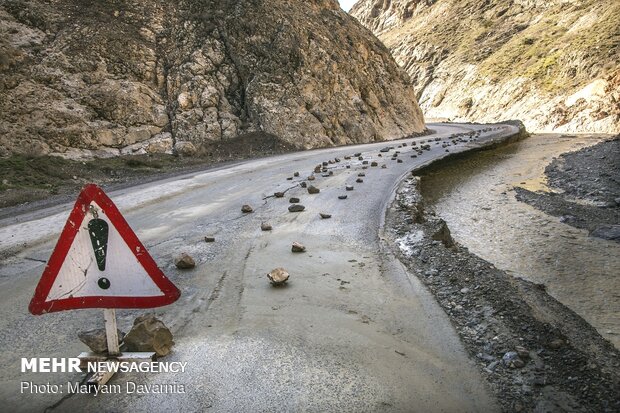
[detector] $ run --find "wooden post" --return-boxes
[104,308,120,356]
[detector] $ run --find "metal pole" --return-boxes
[104,308,120,356]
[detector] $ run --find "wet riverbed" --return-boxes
[420,134,620,348]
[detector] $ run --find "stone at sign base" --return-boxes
[124,315,174,357]
[78,328,125,354]
[175,253,196,269]
[268,268,290,285]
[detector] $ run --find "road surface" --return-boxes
[0,123,519,412]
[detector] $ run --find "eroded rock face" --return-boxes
[0,0,425,158]
[351,0,620,133]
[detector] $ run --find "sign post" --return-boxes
[104,309,120,356]
[28,183,181,389]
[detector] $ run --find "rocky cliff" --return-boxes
[351,0,619,133]
[0,0,425,158]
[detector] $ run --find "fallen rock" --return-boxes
[289,197,300,203]
[320,213,332,219]
[502,351,525,368]
[371,161,378,167]
[291,242,306,252]
[356,178,364,183]
[268,267,290,285]
[241,204,254,213]
[397,159,403,163]
[174,141,197,156]
[354,152,362,157]
[78,328,125,354]
[308,175,316,181]
[174,253,196,269]
[308,185,320,194]
[515,345,530,359]
[338,195,348,200]
[381,164,387,169]
[314,165,322,173]
[261,223,273,231]
[358,173,366,177]
[430,219,455,247]
[274,192,285,198]
[288,204,305,212]
[590,225,620,241]
[124,314,174,357]
[293,171,300,177]
[204,236,216,243]
[346,185,354,191]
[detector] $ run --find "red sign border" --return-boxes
[29,184,181,315]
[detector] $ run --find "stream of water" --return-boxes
[420,134,620,349]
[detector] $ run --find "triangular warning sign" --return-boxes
[29,184,180,315]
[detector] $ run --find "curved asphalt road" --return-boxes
[0,123,518,412]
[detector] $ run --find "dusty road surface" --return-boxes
[0,123,518,412]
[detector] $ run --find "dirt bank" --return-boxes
[385,176,620,412]
[0,132,298,215]
[515,135,619,242]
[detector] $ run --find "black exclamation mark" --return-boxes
[88,218,109,272]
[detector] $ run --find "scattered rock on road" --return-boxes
[261,223,273,231]
[268,267,290,285]
[289,197,300,203]
[294,171,300,177]
[300,182,307,188]
[241,204,254,213]
[320,213,332,219]
[346,185,354,191]
[308,185,320,194]
[78,328,125,354]
[204,236,216,243]
[308,175,316,181]
[124,314,174,357]
[338,195,348,200]
[174,253,196,269]
[274,192,285,198]
[356,178,364,183]
[291,242,306,253]
[288,204,305,212]
[371,161,378,167]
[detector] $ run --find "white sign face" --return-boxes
[46,201,165,301]
[29,184,180,315]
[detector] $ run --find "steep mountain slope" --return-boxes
[351,0,620,133]
[0,0,424,158]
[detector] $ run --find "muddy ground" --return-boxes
[385,176,620,412]
[515,135,619,242]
